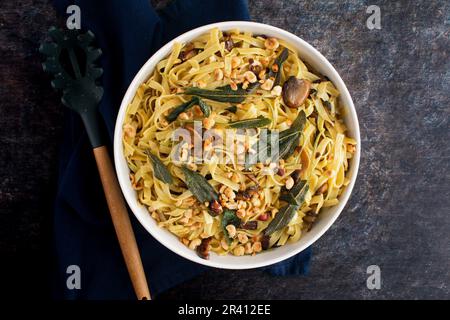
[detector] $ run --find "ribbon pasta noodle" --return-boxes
[122,28,356,258]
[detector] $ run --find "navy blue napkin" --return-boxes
[52,0,312,299]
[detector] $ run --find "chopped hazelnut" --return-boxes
[231,56,241,69]
[261,78,274,91]
[285,176,294,190]
[214,68,224,81]
[237,233,249,244]
[178,112,189,120]
[196,80,207,88]
[252,241,262,253]
[244,71,258,83]
[236,208,246,219]
[233,245,245,256]
[226,224,237,238]
[123,123,136,138]
[203,117,215,129]
[271,85,282,96]
[264,37,280,50]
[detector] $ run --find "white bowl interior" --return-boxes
[114,21,360,269]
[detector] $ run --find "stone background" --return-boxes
[0,0,448,299]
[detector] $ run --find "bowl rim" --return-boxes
[113,21,361,269]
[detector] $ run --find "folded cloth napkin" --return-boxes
[52,0,312,299]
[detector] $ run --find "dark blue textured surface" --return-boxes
[51,0,311,299]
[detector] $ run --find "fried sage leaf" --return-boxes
[166,97,212,122]
[270,47,289,86]
[246,48,289,93]
[166,98,198,123]
[228,116,271,129]
[279,180,309,206]
[144,150,173,184]
[181,166,218,204]
[226,105,238,113]
[183,85,247,103]
[265,180,309,235]
[245,111,306,166]
[264,204,298,236]
[221,209,241,244]
[197,98,211,117]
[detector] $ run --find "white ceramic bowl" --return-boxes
[114,21,360,269]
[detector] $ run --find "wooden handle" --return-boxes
[93,146,151,300]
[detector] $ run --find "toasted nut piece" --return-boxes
[209,200,223,216]
[225,203,238,210]
[178,112,190,120]
[251,197,261,207]
[200,232,210,239]
[261,78,274,91]
[203,117,215,129]
[189,238,202,250]
[208,55,217,63]
[237,200,247,209]
[237,233,249,244]
[236,208,246,219]
[260,56,270,67]
[347,144,356,153]
[123,123,136,138]
[231,56,241,69]
[226,224,237,238]
[182,238,190,246]
[214,68,224,81]
[224,187,235,200]
[282,76,311,108]
[264,37,279,50]
[244,71,258,83]
[233,245,245,256]
[231,173,240,183]
[242,80,249,89]
[252,241,262,253]
[230,81,238,91]
[285,176,294,190]
[271,85,282,96]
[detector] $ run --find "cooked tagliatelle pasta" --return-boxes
[122,28,357,259]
